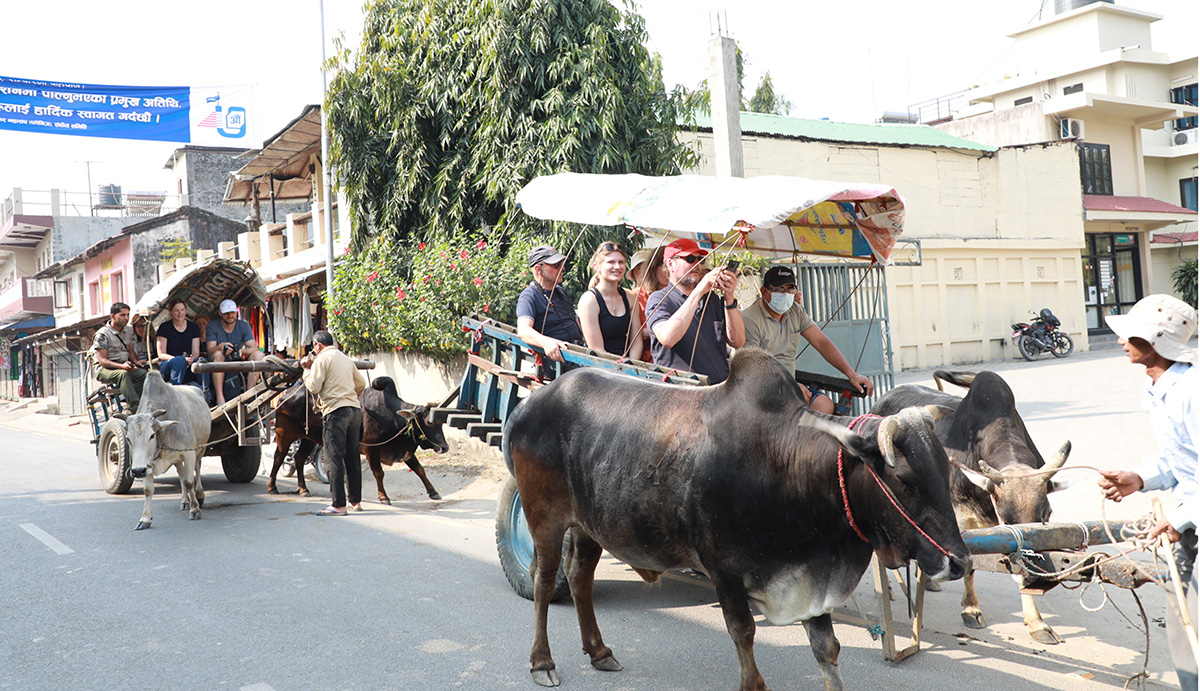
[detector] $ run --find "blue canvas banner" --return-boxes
[0,75,254,145]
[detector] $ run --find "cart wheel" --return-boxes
[98,419,133,495]
[313,445,329,484]
[1050,332,1074,358]
[221,445,261,483]
[495,474,570,601]
[1018,335,1040,362]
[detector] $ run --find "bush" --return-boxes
[327,234,535,359]
[1172,258,1197,309]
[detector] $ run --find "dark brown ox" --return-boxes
[870,369,1071,644]
[504,349,971,690]
[268,377,449,502]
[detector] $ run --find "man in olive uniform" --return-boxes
[92,302,148,413]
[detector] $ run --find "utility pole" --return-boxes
[77,160,100,216]
[319,0,336,302]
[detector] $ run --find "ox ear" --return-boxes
[800,413,872,461]
[1048,475,1075,493]
[958,465,995,493]
[395,409,417,421]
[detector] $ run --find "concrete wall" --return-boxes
[360,350,467,405]
[51,217,127,263]
[83,240,134,315]
[1150,242,1198,297]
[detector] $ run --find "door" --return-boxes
[1082,233,1141,332]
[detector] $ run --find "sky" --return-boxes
[0,0,1195,210]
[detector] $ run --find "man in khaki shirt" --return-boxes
[302,330,367,515]
[93,302,148,413]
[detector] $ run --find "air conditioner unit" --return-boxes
[1059,118,1085,140]
[1173,129,1198,146]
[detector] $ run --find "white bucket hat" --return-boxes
[1105,294,1197,364]
[218,299,238,314]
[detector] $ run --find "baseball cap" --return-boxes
[218,299,238,314]
[763,265,797,289]
[528,245,567,267]
[662,238,709,260]
[1105,294,1197,364]
[629,249,652,272]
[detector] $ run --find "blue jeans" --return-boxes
[160,356,192,386]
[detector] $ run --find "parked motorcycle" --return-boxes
[1012,308,1074,361]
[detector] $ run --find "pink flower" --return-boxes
[423,274,431,284]
[366,270,379,283]
[418,242,426,250]
[476,239,486,250]
[473,277,482,287]
[440,251,447,259]
[396,287,406,300]
[343,247,351,255]
[483,303,490,313]
[450,263,457,271]
[460,249,469,260]
[332,308,343,315]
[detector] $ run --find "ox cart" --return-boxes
[89,257,373,494]
[439,174,1171,667]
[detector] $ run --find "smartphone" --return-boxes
[725,259,740,272]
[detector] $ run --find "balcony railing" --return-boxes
[0,276,54,321]
[3,187,180,227]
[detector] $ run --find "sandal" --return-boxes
[316,507,347,516]
[350,503,364,512]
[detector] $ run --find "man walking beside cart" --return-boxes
[302,330,368,516]
[92,302,148,414]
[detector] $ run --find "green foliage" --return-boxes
[326,233,535,359]
[327,0,698,251]
[159,239,196,264]
[1172,258,1198,308]
[748,72,792,116]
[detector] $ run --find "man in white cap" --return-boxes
[1097,294,1197,690]
[206,298,265,406]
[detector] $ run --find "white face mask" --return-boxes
[767,292,794,313]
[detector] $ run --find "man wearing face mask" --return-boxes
[740,265,874,413]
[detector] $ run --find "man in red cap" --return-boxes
[645,239,744,384]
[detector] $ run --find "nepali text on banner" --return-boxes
[0,75,254,146]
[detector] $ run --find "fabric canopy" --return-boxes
[515,173,906,263]
[134,258,266,329]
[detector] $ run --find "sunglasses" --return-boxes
[600,242,627,254]
[674,254,704,264]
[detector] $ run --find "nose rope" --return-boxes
[839,414,954,559]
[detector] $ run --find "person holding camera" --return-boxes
[206,299,265,406]
[92,302,148,413]
[645,238,744,384]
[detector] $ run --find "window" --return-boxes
[1172,83,1198,132]
[110,271,124,304]
[1079,143,1113,196]
[1182,177,1199,212]
[1063,83,1084,95]
[89,281,100,315]
[53,278,72,309]
[1014,96,1033,106]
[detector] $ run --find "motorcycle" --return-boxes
[1011,308,1074,361]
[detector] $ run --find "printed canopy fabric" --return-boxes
[515,173,905,262]
[134,258,266,329]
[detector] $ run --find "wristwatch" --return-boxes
[724,299,738,309]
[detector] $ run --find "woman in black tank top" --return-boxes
[577,242,644,360]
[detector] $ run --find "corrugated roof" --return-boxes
[1083,195,1197,214]
[687,111,997,152]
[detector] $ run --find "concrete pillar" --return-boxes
[237,232,262,268]
[217,242,236,260]
[708,35,744,178]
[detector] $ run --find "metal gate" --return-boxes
[792,263,893,415]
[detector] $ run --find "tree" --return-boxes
[327,0,698,256]
[748,72,792,116]
[1173,258,1198,308]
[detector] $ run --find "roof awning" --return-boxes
[0,315,55,333]
[223,105,322,204]
[1084,195,1197,228]
[13,314,107,346]
[266,266,328,294]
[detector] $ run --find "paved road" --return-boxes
[0,347,1187,690]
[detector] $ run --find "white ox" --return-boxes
[117,371,212,530]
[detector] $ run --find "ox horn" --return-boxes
[876,415,900,468]
[976,459,1006,484]
[150,409,168,419]
[1043,441,1072,473]
[113,412,130,421]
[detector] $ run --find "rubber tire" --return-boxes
[1018,335,1040,361]
[495,475,570,602]
[221,445,261,483]
[98,419,133,495]
[1050,332,1074,358]
[313,445,329,484]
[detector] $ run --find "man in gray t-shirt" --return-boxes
[92,302,148,412]
[207,298,265,405]
[740,265,873,413]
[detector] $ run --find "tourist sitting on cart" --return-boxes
[207,298,265,406]
[577,241,643,360]
[156,298,203,387]
[516,245,583,364]
[131,314,153,363]
[740,265,875,413]
[92,302,148,413]
[646,239,744,385]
